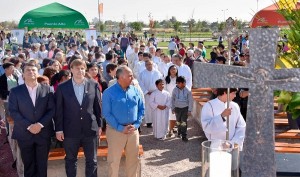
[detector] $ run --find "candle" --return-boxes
[209,151,232,177]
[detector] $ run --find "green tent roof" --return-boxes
[19,2,89,29]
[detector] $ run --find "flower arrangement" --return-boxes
[275,0,300,119]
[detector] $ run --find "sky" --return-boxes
[1,0,275,23]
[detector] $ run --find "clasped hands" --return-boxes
[157,105,167,110]
[28,123,42,134]
[123,125,136,134]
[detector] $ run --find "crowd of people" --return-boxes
[0,29,254,176]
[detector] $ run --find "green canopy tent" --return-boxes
[18,2,89,29]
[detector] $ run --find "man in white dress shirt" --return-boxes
[88,35,98,48]
[172,54,192,90]
[138,60,162,128]
[201,88,246,149]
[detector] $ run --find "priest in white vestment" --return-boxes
[127,44,139,69]
[201,88,246,150]
[139,60,162,127]
[149,79,171,139]
[172,54,193,90]
[133,53,158,79]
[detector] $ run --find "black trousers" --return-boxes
[17,136,51,177]
[175,107,188,138]
[64,136,98,177]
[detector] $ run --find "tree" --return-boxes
[0,21,18,30]
[95,22,105,32]
[201,20,209,28]
[129,22,143,31]
[159,20,172,28]
[119,22,126,31]
[187,19,196,32]
[173,21,182,32]
[169,16,177,24]
[218,22,225,31]
[210,22,219,31]
[195,20,203,32]
[153,20,160,28]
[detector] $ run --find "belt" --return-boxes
[107,123,133,127]
[121,123,133,126]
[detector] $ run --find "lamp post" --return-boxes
[98,0,101,32]
[221,9,228,22]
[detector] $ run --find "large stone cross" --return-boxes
[193,28,300,176]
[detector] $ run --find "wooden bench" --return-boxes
[274,103,279,110]
[191,92,211,97]
[49,131,144,161]
[276,130,300,139]
[193,97,209,103]
[191,88,212,92]
[274,119,289,126]
[48,145,144,161]
[274,112,287,118]
[275,142,300,153]
[100,131,106,141]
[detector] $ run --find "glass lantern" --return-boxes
[201,140,240,177]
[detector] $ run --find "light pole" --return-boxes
[221,9,228,22]
[98,0,101,32]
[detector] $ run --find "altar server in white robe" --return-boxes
[158,55,172,77]
[149,79,171,139]
[133,53,158,79]
[127,44,139,69]
[139,59,162,127]
[172,54,192,90]
[201,88,246,150]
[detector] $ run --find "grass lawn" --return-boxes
[158,40,219,48]
[135,32,213,38]
[161,48,213,60]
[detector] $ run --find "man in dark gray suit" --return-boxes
[9,62,55,177]
[55,59,102,177]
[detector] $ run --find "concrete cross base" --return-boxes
[48,157,141,177]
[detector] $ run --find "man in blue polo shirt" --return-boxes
[102,66,144,177]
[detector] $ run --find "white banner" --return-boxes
[11,29,25,44]
[85,29,97,41]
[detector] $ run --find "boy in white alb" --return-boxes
[149,79,171,140]
[201,88,246,149]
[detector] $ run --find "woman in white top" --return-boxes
[38,44,48,64]
[164,64,178,137]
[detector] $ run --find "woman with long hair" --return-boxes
[87,62,108,93]
[165,65,178,137]
[50,70,71,91]
[178,42,186,58]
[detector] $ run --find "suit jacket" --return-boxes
[8,84,55,140]
[55,79,102,138]
[0,74,18,100]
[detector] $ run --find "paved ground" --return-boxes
[139,118,206,177]
[47,117,206,177]
[4,115,297,177]
[0,131,18,177]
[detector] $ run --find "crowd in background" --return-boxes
[0,29,253,138]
